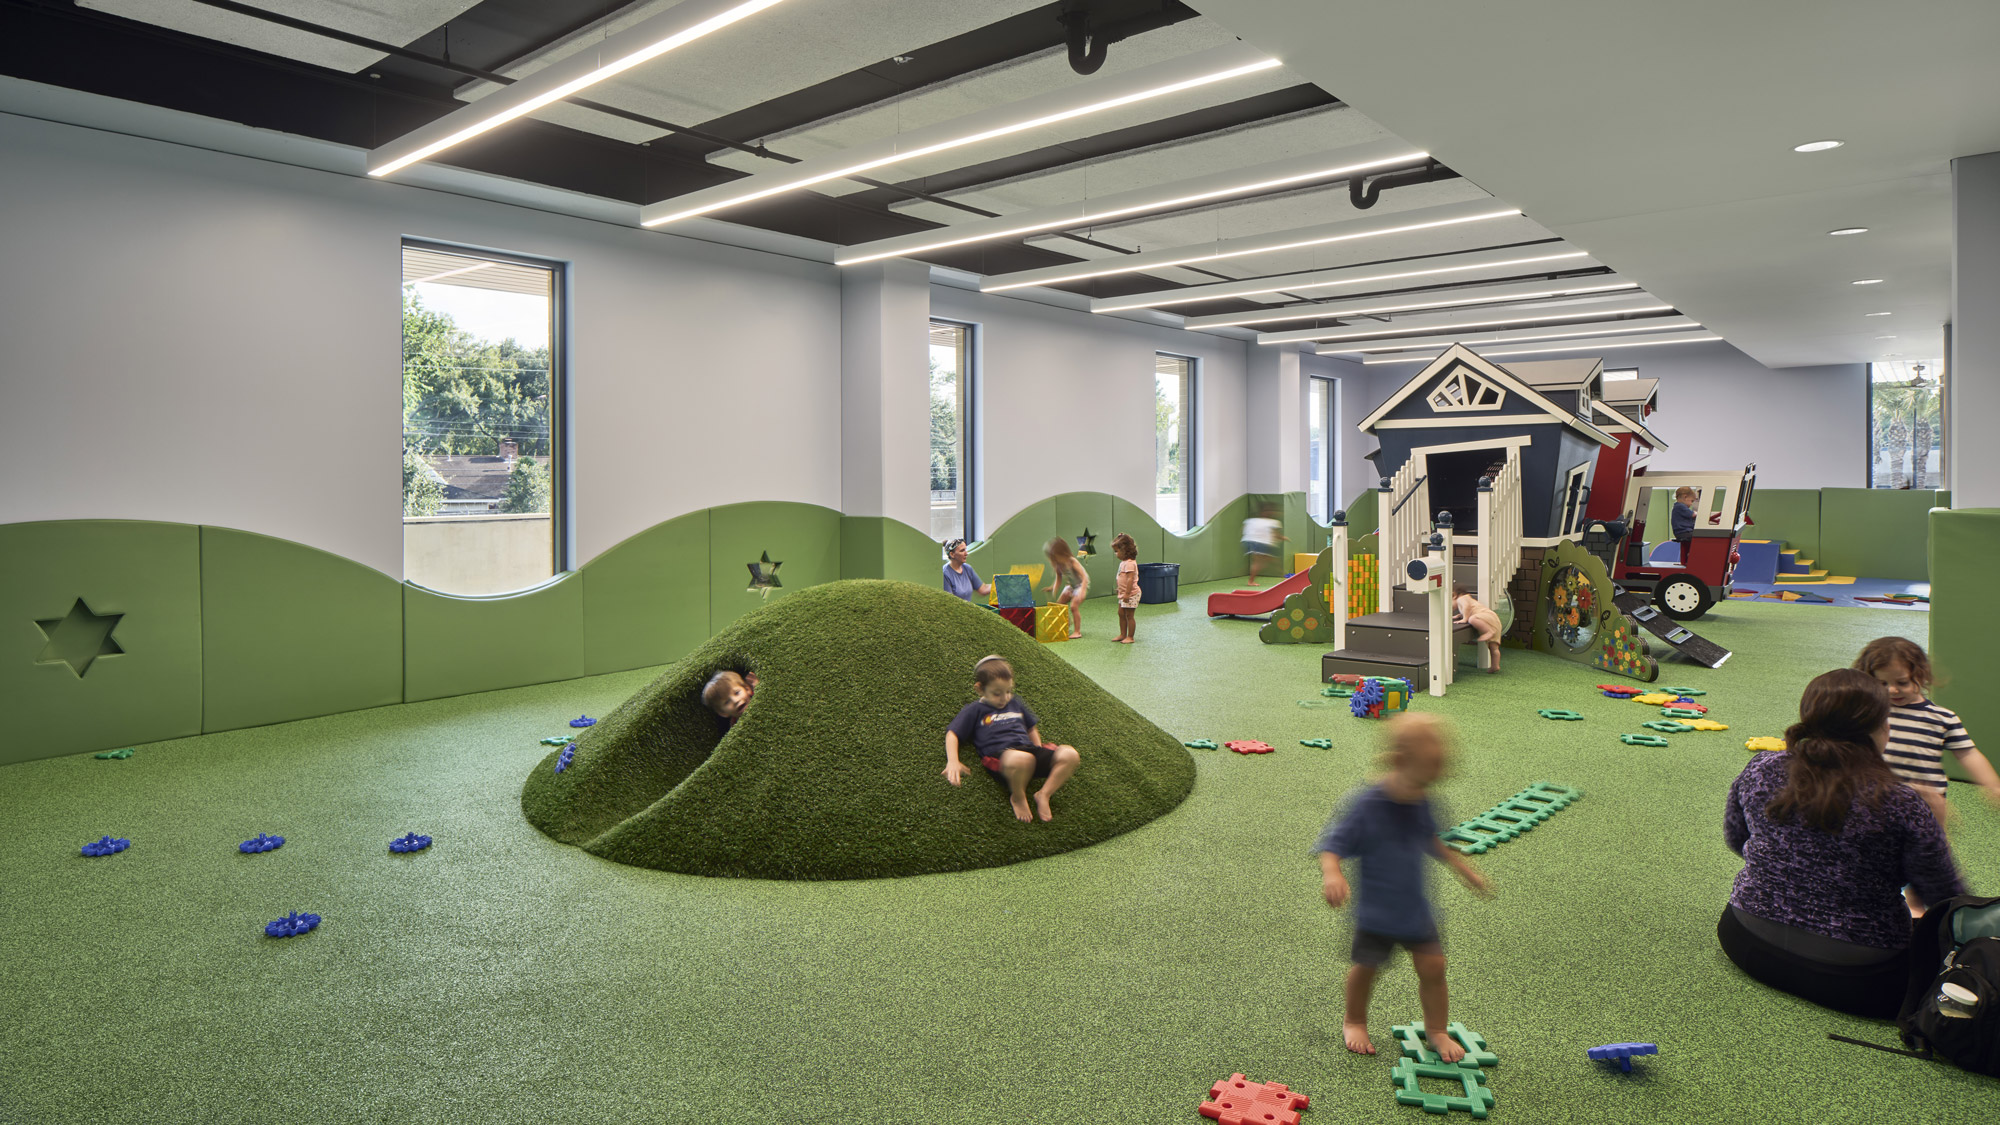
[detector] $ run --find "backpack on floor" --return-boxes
[1897,894,2000,1076]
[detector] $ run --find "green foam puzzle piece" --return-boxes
[94,747,134,759]
[1183,739,1218,750]
[1300,738,1333,748]
[1442,782,1582,854]
[1323,684,1355,697]
[1393,1022,1500,1070]
[1622,733,1671,747]
[540,736,573,745]
[1537,709,1585,720]
[1660,686,1707,696]
[1643,720,1693,733]
[1660,707,1705,719]
[1390,1057,1494,1118]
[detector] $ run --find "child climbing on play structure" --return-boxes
[1671,486,1698,565]
[1112,533,1139,644]
[1451,583,1503,673]
[1044,536,1089,639]
[1313,713,1491,1058]
[1242,503,1286,586]
[941,656,1081,823]
[701,670,757,730]
[1854,636,2000,813]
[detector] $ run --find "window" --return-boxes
[1155,353,1197,533]
[1427,364,1505,411]
[1603,368,1639,381]
[401,243,562,594]
[929,320,974,541]
[1308,376,1337,521]
[1869,359,1945,489]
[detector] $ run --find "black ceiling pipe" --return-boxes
[1061,0,1196,75]
[1350,160,1462,209]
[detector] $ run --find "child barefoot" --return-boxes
[941,656,1081,823]
[701,670,757,730]
[1452,584,1504,673]
[1856,636,2000,812]
[1313,714,1490,1057]
[1112,533,1139,644]
[1044,536,1089,639]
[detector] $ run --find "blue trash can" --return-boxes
[1137,562,1180,604]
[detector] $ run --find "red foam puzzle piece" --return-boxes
[1200,1074,1309,1125]
[1224,740,1274,755]
[1596,684,1643,696]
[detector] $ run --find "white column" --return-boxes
[839,260,932,528]
[1951,151,2000,507]
[1246,344,1307,493]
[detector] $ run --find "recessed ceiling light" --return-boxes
[1865,311,1893,316]
[1794,140,1844,152]
[1875,335,1897,339]
[1828,227,1869,236]
[1851,278,1884,285]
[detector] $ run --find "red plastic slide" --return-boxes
[1205,569,1313,618]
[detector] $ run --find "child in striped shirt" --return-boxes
[1854,636,2000,814]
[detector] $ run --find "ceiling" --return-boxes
[2,0,1783,356]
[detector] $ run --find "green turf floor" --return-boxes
[3,582,1995,1123]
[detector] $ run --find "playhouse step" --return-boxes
[1323,649,1429,683]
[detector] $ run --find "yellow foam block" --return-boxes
[1745,736,1786,752]
[1295,552,1319,576]
[1036,603,1071,643]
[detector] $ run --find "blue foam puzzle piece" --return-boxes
[264,911,321,938]
[1587,1042,1657,1072]
[389,833,432,853]
[238,833,285,854]
[555,743,575,773]
[568,715,596,728]
[81,836,130,857]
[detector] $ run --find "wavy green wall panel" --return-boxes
[708,503,843,632]
[1165,493,1250,585]
[1818,488,1949,580]
[200,527,403,733]
[965,497,1059,595]
[404,577,585,703]
[840,516,941,586]
[1927,508,1995,782]
[1745,489,1820,561]
[582,511,709,676]
[1111,496,1165,569]
[1056,492,1117,597]
[1341,487,1380,556]
[0,520,202,763]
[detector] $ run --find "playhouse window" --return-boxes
[1428,367,1505,412]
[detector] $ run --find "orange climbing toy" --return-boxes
[1200,1074,1309,1125]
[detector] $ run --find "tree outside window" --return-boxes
[1869,360,1944,489]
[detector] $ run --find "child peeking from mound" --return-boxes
[1314,713,1490,1058]
[942,656,1081,823]
[701,670,757,730]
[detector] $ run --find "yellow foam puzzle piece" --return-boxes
[1745,736,1785,752]
[1684,719,1730,731]
[1633,692,1678,706]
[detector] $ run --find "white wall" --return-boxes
[0,111,842,577]
[1346,341,1867,491]
[1302,351,1377,511]
[1953,151,2000,507]
[928,286,1248,533]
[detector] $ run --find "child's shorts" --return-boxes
[1352,928,1442,967]
[1242,541,1277,557]
[1117,592,1140,609]
[982,744,1055,779]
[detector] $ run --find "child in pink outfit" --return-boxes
[1112,533,1140,644]
[1452,585,1503,673]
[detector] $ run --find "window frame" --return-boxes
[400,237,568,581]
[929,318,977,543]
[1309,375,1339,521]
[1155,352,1199,533]
[1867,358,1947,490]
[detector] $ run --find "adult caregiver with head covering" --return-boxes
[941,539,992,602]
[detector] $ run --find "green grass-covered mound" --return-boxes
[521,580,1195,879]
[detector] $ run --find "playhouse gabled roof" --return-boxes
[1591,399,1668,452]
[1506,358,1604,396]
[1603,377,1659,414]
[1356,343,1618,447]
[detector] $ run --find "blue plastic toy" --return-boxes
[555,743,575,773]
[238,833,284,854]
[1587,1042,1657,1072]
[265,911,321,938]
[81,836,130,857]
[569,715,596,728]
[390,833,431,853]
[1351,678,1384,718]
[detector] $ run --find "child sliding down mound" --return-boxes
[941,656,1081,823]
[1313,713,1491,1057]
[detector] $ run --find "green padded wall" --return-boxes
[1,520,203,763]
[1055,492,1117,597]
[708,502,843,632]
[1341,487,1379,556]
[1110,496,1165,571]
[582,511,710,675]
[839,516,942,585]
[965,497,1059,598]
[1818,488,1950,580]
[1927,508,1997,782]
[403,576,586,703]
[200,527,403,733]
[1746,488,1821,562]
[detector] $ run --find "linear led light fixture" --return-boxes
[1318,315,1702,355]
[838,142,1420,268]
[1359,333,1721,364]
[1187,278,1639,330]
[1090,248,1592,314]
[1259,299,1674,345]
[369,0,790,178]
[978,197,1515,292]
[642,43,1280,227]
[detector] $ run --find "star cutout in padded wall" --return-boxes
[1075,528,1098,557]
[746,552,783,598]
[36,598,125,678]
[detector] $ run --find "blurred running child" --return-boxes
[1243,504,1286,586]
[1044,536,1089,639]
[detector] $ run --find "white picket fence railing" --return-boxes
[1476,451,1523,615]
[1378,460,1430,615]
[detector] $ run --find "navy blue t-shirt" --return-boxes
[948,695,1040,760]
[1313,784,1445,940]
[1671,501,1696,541]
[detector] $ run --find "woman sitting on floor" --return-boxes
[1718,668,1968,1017]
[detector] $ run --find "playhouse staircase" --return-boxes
[1322,564,1476,684]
